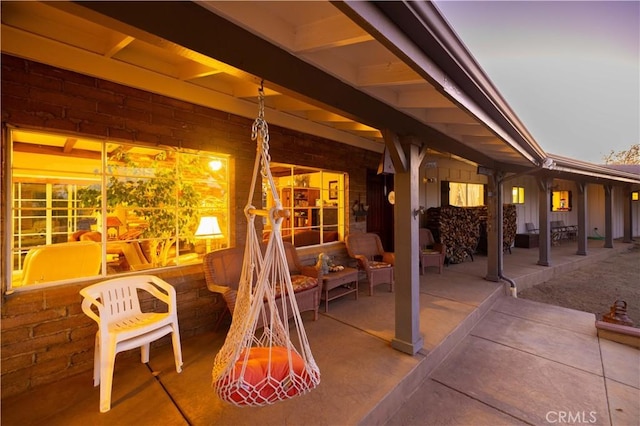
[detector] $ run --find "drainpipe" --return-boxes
[500,275,518,298]
[495,158,555,298]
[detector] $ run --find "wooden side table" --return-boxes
[515,233,539,248]
[321,267,358,312]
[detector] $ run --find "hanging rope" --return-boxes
[212,84,320,406]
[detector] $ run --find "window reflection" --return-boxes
[449,182,485,207]
[9,128,229,290]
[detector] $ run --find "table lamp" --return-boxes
[195,216,223,253]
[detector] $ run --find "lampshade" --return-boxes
[195,216,222,238]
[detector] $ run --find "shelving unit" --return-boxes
[281,187,320,229]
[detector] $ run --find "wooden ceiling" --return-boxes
[2,1,544,171]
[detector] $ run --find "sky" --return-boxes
[433,1,639,164]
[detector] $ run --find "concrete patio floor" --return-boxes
[3,240,639,426]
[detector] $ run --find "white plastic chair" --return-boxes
[80,275,183,412]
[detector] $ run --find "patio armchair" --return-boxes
[345,232,394,296]
[419,228,446,274]
[203,243,321,330]
[80,275,183,413]
[525,222,539,234]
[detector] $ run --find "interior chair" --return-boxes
[68,230,89,241]
[107,240,153,271]
[345,232,394,296]
[13,241,101,287]
[80,231,102,242]
[80,275,183,413]
[418,228,446,274]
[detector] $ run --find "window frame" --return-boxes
[551,190,572,212]
[512,186,525,204]
[263,163,346,247]
[444,181,486,207]
[5,127,230,293]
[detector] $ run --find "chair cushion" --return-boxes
[218,346,314,405]
[421,249,440,255]
[369,261,392,269]
[273,275,318,298]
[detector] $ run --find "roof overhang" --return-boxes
[1,0,637,185]
[539,154,640,186]
[1,0,546,173]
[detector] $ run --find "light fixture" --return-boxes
[209,159,222,171]
[413,206,426,218]
[352,199,369,219]
[195,216,223,253]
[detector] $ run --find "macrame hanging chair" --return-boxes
[212,86,320,406]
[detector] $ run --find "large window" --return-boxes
[7,128,229,291]
[448,182,485,207]
[263,163,346,247]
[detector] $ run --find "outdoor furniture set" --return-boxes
[202,243,322,330]
[77,231,441,412]
[517,221,577,247]
[550,220,578,243]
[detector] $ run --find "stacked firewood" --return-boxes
[426,204,517,263]
[427,206,482,263]
[503,204,517,251]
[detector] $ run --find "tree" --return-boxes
[603,144,640,165]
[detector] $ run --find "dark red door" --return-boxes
[366,169,394,251]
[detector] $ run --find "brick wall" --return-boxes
[0,54,380,399]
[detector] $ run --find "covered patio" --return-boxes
[3,240,637,426]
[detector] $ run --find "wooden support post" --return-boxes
[388,133,424,356]
[576,182,587,256]
[537,177,553,266]
[604,184,614,248]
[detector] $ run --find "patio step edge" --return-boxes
[359,283,506,426]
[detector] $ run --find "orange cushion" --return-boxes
[217,346,313,406]
[289,275,318,292]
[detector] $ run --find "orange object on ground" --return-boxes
[215,346,314,406]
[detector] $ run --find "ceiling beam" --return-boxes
[382,129,407,173]
[63,138,77,153]
[13,142,100,160]
[294,14,373,53]
[68,0,498,168]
